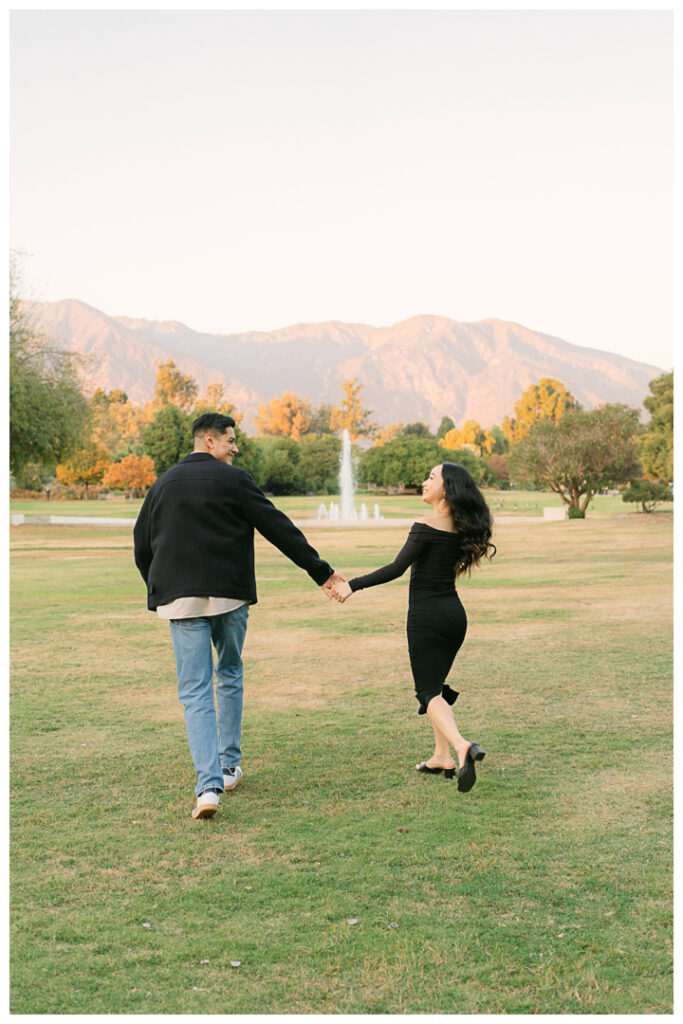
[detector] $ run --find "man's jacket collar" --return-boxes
[181,452,217,463]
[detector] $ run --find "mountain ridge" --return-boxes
[23,299,663,432]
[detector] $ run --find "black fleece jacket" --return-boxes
[133,452,334,610]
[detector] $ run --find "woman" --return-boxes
[331,462,496,793]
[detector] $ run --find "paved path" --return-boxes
[11,513,542,528]
[10,514,137,526]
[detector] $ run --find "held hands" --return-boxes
[330,579,352,603]
[321,572,347,600]
[321,573,353,604]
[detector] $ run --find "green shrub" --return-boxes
[621,478,673,513]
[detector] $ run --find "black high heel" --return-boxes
[457,743,485,793]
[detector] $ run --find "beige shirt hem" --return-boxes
[156,596,248,619]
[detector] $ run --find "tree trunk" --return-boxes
[568,486,582,509]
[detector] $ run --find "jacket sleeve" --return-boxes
[238,472,334,586]
[349,529,426,592]
[133,489,154,584]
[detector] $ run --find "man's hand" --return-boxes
[321,572,347,599]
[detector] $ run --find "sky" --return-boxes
[9,7,674,371]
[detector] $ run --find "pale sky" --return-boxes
[10,7,673,370]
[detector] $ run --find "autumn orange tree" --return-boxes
[55,444,111,497]
[502,378,579,445]
[102,454,156,497]
[329,378,375,441]
[254,391,313,441]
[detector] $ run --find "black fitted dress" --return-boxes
[349,522,467,714]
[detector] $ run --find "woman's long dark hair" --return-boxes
[441,462,496,576]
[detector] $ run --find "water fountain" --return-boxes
[339,429,357,520]
[314,428,383,522]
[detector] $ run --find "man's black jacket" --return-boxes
[133,452,334,610]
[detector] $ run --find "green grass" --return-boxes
[10,513,672,1012]
[10,487,662,521]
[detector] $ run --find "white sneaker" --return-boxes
[192,790,220,819]
[222,765,243,791]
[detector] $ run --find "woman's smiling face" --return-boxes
[421,464,444,505]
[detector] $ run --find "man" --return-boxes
[134,412,343,820]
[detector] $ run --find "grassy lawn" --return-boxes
[10,512,672,1013]
[10,488,644,521]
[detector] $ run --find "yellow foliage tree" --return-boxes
[195,381,243,423]
[372,423,404,446]
[90,391,149,457]
[153,360,199,412]
[440,420,495,456]
[102,454,156,497]
[502,378,579,446]
[329,378,375,441]
[254,391,313,441]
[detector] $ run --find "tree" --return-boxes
[329,378,375,440]
[89,388,148,460]
[196,382,243,422]
[639,371,673,481]
[502,378,579,446]
[10,257,90,476]
[91,387,129,408]
[401,422,435,438]
[437,416,455,440]
[482,453,510,488]
[489,425,509,455]
[11,462,53,492]
[256,437,304,495]
[254,391,313,440]
[620,478,672,514]
[298,434,342,493]
[153,360,199,412]
[55,443,110,497]
[357,437,480,490]
[440,420,495,456]
[142,404,193,474]
[308,403,336,437]
[102,454,156,497]
[372,423,403,446]
[508,404,642,515]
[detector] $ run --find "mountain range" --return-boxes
[23,299,664,432]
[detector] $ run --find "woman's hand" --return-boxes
[331,580,353,603]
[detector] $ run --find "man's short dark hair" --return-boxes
[191,412,236,437]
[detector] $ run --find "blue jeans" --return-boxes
[169,605,249,796]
